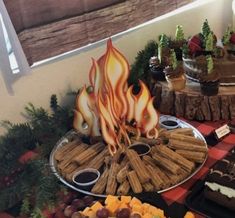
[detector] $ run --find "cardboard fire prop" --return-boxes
[73,39,159,155]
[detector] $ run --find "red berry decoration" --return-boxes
[230,33,235,44]
[190,34,202,47]
[188,35,202,54]
[96,208,110,218]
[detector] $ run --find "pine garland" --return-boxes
[0,94,75,214]
[128,40,158,86]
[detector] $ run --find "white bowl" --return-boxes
[128,142,151,156]
[72,168,100,189]
[159,115,180,130]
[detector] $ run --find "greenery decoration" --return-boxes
[128,40,158,86]
[0,94,75,216]
[202,19,211,38]
[170,49,177,70]
[175,25,185,41]
[158,34,169,63]
[205,32,214,51]
[222,26,232,45]
[207,55,214,74]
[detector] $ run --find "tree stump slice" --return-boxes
[151,80,235,121]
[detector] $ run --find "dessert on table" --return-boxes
[198,55,220,96]
[204,149,235,211]
[183,19,235,85]
[164,49,186,91]
[169,25,186,61]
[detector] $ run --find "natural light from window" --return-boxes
[0,13,19,74]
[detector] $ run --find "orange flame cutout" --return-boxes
[104,39,129,119]
[74,39,159,154]
[73,87,100,136]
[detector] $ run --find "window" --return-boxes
[0,1,30,94]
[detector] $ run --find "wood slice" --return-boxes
[175,92,186,117]
[221,96,230,120]
[159,86,174,114]
[151,80,235,121]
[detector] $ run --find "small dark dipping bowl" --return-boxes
[72,168,100,191]
[129,143,151,156]
[160,118,179,130]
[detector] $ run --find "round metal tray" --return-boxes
[185,74,235,86]
[49,115,208,197]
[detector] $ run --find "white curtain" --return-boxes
[0,0,31,94]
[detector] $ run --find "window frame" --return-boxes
[0,0,31,95]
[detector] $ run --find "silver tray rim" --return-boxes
[185,74,235,86]
[49,115,208,197]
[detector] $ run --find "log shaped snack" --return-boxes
[55,127,207,196]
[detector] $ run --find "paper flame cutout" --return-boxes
[73,39,159,155]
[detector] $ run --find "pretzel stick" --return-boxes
[55,139,81,161]
[169,134,206,146]
[106,162,120,195]
[169,139,208,152]
[127,170,143,193]
[86,148,109,170]
[164,168,189,185]
[57,143,89,169]
[155,145,195,172]
[126,149,150,183]
[131,137,160,146]
[166,128,194,136]
[175,150,206,163]
[74,142,104,165]
[117,164,129,183]
[146,165,164,190]
[143,182,154,192]
[153,165,171,188]
[142,155,156,168]
[117,180,130,195]
[152,153,181,175]
[119,156,129,168]
[91,167,109,194]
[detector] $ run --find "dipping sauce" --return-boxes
[161,120,178,127]
[129,143,150,156]
[74,171,98,184]
[72,168,100,187]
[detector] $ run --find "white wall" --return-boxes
[0,0,233,134]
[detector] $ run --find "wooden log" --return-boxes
[201,96,211,121]
[229,95,235,119]
[184,95,202,120]
[159,86,175,114]
[221,96,230,120]
[152,83,162,109]
[208,96,221,121]
[153,81,235,121]
[175,92,186,117]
